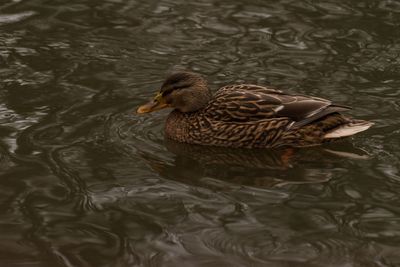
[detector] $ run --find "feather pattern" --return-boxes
[137,72,373,148]
[205,85,351,127]
[164,84,372,148]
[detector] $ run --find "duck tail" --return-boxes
[324,120,374,139]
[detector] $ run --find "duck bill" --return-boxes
[137,100,170,114]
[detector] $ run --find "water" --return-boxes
[0,0,399,266]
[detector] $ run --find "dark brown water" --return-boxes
[0,0,399,266]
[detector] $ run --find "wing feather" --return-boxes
[206,85,351,127]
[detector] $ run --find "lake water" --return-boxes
[0,0,399,266]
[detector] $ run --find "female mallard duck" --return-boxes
[137,72,373,148]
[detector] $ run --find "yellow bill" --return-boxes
[137,92,170,114]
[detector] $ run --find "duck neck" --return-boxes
[165,110,189,143]
[178,86,212,113]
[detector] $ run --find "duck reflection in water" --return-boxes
[142,139,369,189]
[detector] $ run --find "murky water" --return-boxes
[0,0,399,266]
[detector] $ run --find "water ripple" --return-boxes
[0,11,36,25]
[0,0,399,266]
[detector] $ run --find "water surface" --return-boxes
[0,0,399,266]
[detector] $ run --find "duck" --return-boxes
[137,71,373,148]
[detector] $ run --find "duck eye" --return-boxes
[161,82,192,97]
[161,87,173,97]
[172,82,192,90]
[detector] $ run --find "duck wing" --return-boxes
[206,84,351,128]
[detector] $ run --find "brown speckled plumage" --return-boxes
[138,72,373,148]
